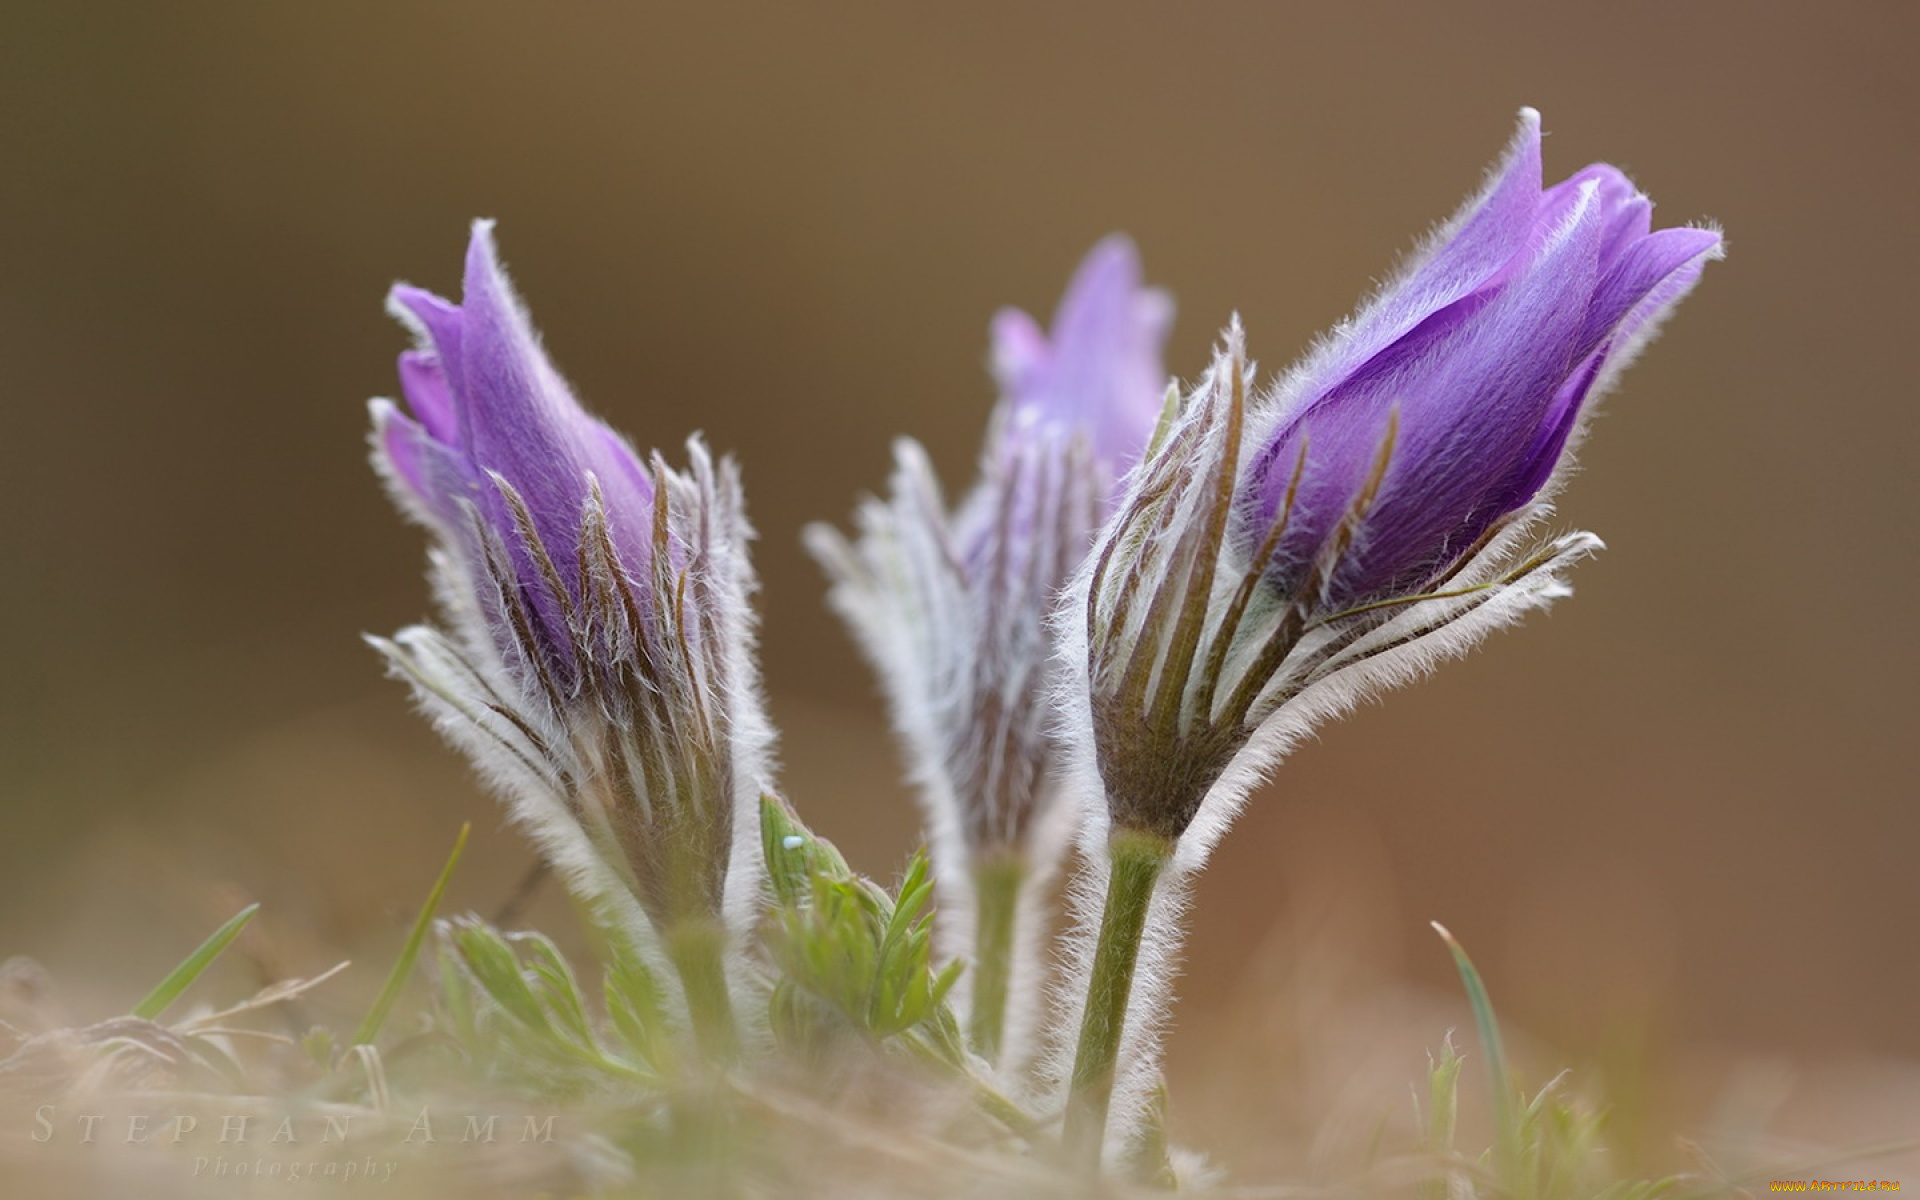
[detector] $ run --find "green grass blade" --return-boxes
[131,902,261,1021]
[353,822,469,1046]
[1432,921,1523,1194]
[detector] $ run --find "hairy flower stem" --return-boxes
[1063,827,1174,1171]
[968,855,1025,1064]
[664,919,740,1066]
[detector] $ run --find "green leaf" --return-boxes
[450,918,552,1034]
[515,931,594,1045]
[132,902,260,1021]
[353,822,469,1045]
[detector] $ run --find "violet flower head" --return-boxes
[1248,107,1721,606]
[808,237,1171,1064]
[1066,109,1721,859]
[369,223,772,962]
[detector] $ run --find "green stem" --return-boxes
[1062,828,1173,1172]
[665,919,740,1066]
[967,855,1025,1064]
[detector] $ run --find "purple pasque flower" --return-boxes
[1246,107,1721,607]
[812,237,1171,863]
[1048,112,1719,1160]
[369,222,772,960]
[808,237,1171,1064]
[941,236,1172,851]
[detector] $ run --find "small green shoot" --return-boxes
[353,822,469,1045]
[1419,1032,1465,1200]
[762,793,966,1059]
[1429,923,1674,1200]
[760,790,852,906]
[131,901,261,1021]
[1432,921,1521,1194]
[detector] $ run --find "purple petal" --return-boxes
[372,398,429,500]
[1591,225,1722,349]
[989,308,1048,398]
[451,224,594,551]
[1310,108,1546,386]
[389,285,466,385]
[397,349,458,443]
[1550,164,1653,272]
[371,398,477,528]
[1494,346,1606,514]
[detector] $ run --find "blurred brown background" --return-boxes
[2,0,1915,1170]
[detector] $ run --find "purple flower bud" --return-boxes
[373,223,661,702]
[1245,108,1721,606]
[369,223,772,957]
[813,237,1172,865]
[810,238,1171,1064]
[1062,110,1720,859]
